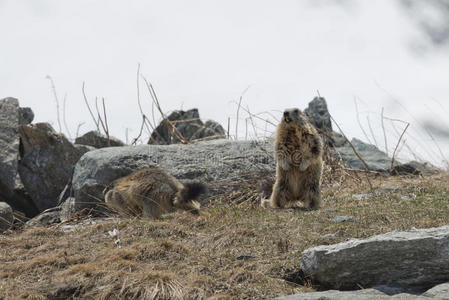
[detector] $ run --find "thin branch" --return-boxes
[101,98,110,146]
[46,75,63,133]
[354,97,372,144]
[376,82,448,166]
[62,93,72,140]
[366,115,378,148]
[330,113,374,191]
[75,122,85,139]
[81,82,100,132]
[390,123,410,171]
[381,107,388,155]
[140,75,188,144]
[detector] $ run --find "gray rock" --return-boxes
[0,97,21,193]
[390,161,440,176]
[330,215,358,223]
[18,107,34,125]
[74,144,96,153]
[0,202,13,232]
[304,97,332,133]
[331,132,348,147]
[0,98,38,217]
[148,109,226,144]
[422,283,449,298]
[322,233,337,239]
[70,139,274,213]
[300,226,449,293]
[18,123,91,212]
[59,197,76,222]
[191,120,226,141]
[333,138,396,171]
[352,193,372,200]
[75,130,125,148]
[26,207,61,227]
[275,289,432,299]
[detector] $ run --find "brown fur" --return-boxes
[261,108,323,209]
[104,167,205,218]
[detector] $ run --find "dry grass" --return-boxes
[1,172,448,299]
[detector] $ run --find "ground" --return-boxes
[0,171,448,299]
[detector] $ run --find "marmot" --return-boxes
[261,108,323,209]
[104,167,207,218]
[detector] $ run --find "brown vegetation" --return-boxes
[1,171,448,299]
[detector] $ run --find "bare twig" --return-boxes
[389,120,421,162]
[366,115,378,148]
[330,113,374,191]
[235,86,250,140]
[81,82,100,132]
[354,97,372,144]
[390,123,410,170]
[140,75,188,144]
[376,82,448,166]
[62,93,72,140]
[381,107,388,155]
[46,75,63,133]
[101,98,110,146]
[75,122,85,139]
[227,117,231,139]
[246,105,259,140]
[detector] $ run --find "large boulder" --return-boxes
[300,226,449,293]
[18,123,91,212]
[333,138,396,171]
[0,98,38,217]
[0,202,13,232]
[75,130,125,148]
[148,108,225,144]
[69,139,273,213]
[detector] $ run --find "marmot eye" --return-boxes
[294,109,299,115]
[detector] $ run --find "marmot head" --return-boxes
[282,108,307,128]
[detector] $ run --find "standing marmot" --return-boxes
[104,167,207,218]
[261,108,323,209]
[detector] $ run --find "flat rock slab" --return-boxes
[330,215,358,223]
[275,289,432,300]
[300,226,449,293]
[71,139,274,212]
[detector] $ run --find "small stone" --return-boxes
[331,216,357,223]
[322,233,337,239]
[352,193,372,200]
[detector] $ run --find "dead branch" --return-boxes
[140,75,188,144]
[62,93,72,140]
[75,122,85,139]
[81,82,100,132]
[330,113,374,191]
[366,115,378,148]
[46,75,63,133]
[381,107,388,155]
[390,123,410,170]
[354,97,372,144]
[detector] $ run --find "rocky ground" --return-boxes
[1,96,448,299]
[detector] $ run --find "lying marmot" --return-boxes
[261,108,323,209]
[104,167,207,218]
